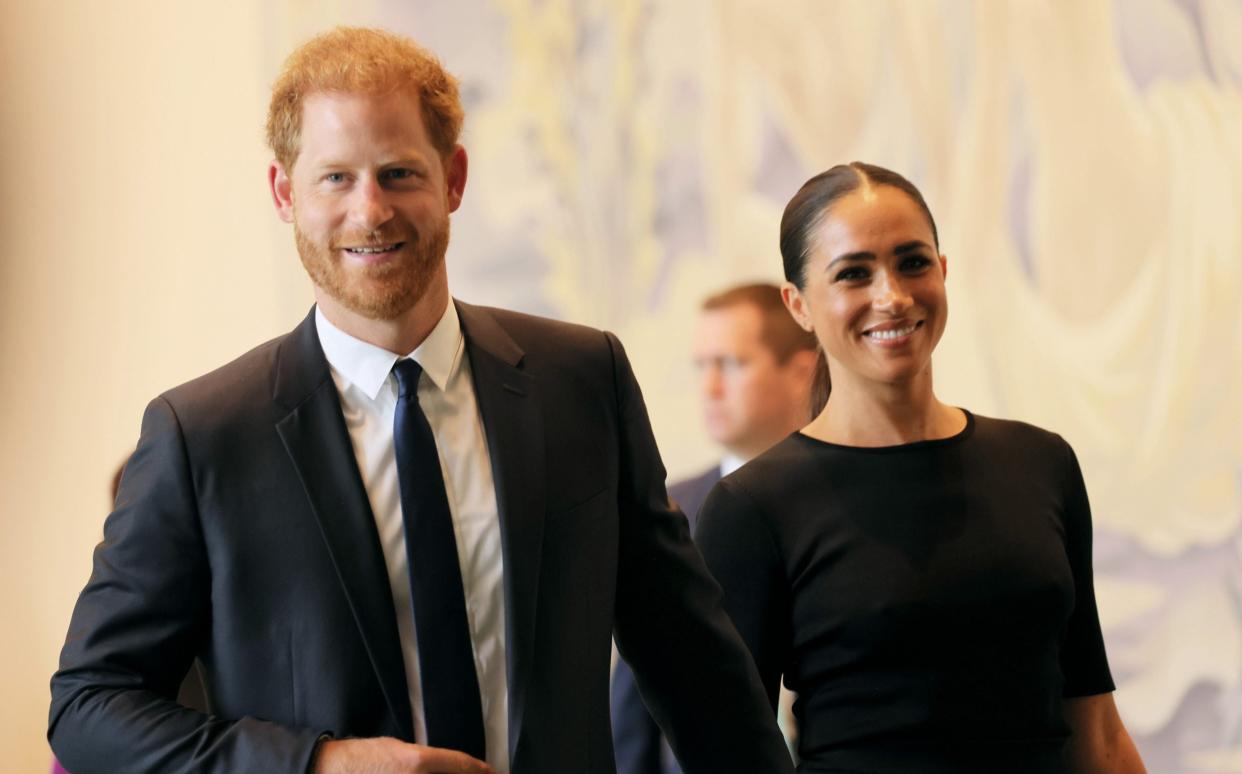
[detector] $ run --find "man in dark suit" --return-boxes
[49,27,792,774]
[611,283,818,774]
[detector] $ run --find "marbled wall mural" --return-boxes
[369,1,1242,769]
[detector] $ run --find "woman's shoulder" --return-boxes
[713,433,834,508]
[969,412,1073,454]
[696,437,818,555]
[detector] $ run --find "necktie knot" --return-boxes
[392,358,424,398]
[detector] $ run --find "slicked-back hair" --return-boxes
[779,162,939,289]
[266,26,464,172]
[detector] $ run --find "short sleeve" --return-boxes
[1057,439,1116,698]
[694,478,790,710]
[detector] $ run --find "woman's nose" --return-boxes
[872,271,913,313]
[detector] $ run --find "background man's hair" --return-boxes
[702,283,817,363]
[266,26,464,171]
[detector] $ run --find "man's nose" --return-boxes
[701,366,724,398]
[349,178,394,231]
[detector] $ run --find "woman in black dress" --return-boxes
[695,163,1145,773]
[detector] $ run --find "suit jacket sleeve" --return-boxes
[610,655,664,774]
[610,467,719,774]
[48,396,325,774]
[693,479,790,711]
[605,333,792,774]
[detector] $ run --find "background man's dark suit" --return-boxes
[611,465,720,774]
[666,469,723,535]
[49,302,791,774]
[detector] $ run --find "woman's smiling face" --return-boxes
[784,183,947,390]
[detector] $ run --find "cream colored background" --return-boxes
[3,1,1240,772]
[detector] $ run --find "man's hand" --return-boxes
[313,737,497,774]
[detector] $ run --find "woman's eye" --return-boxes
[901,255,932,272]
[834,266,870,282]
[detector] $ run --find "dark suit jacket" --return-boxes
[49,304,791,774]
[668,468,723,537]
[612,465,722,774]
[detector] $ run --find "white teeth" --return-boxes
[346,244,397,254]
[866,324,916,340]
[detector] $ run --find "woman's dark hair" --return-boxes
[779,162,939,415]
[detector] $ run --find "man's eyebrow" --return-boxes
[307,155,430,170]
[381,156,430,168]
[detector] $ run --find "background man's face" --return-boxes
[692,303,803,457]
[276,89,465,320]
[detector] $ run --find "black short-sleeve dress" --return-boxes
[694,411,1115,773]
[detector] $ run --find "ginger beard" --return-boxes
[294,211,451,321]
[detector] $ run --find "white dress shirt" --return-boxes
[720,453,746,478]
[316,303,509,772]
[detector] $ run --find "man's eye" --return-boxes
[324,172,346,184]
[383,168,415,181]
[833,266,869,282]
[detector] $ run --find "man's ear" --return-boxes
[940,253,948,281]
[445,145,468,213]
[781,281,814,333]
[269,161,295,223]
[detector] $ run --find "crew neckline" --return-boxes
[794,409,975,454]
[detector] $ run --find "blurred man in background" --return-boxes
[612,282,819,774]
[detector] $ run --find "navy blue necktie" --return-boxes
[391,359,486,758]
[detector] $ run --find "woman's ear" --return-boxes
[781,282,814,333]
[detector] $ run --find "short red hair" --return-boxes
[266,26,464,171]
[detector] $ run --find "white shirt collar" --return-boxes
[720,453,747,477]
[315,301,465,400]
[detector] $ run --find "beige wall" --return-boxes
[0,3,314,769]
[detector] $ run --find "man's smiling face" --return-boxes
[273,88,466,320]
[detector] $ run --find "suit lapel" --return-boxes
[457,301,545,763]
[272,309,414,740]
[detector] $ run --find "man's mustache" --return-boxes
[332,227,417,249]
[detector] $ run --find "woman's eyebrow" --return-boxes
[826,251,875,270]
[894,240,933,254]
